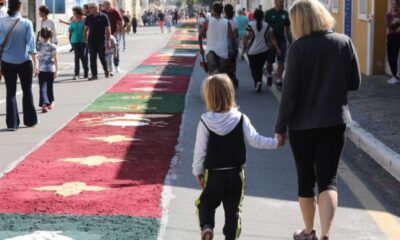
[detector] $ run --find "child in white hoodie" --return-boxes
[193,74,279,240]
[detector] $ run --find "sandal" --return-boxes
[293,229,318,240]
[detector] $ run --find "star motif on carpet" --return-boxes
[79,114,172,127]
[88,135,140,143]
[4,231,75,240]
[139,80,173,84]
[121,95,162,100]
[61,156,124,166]
[109,104,157,111]
[34,182,106,197]
[130,87,168,92]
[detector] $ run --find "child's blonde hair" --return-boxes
[202,74,237,113]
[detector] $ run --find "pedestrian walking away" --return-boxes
[198,2,235,75]
[105,35,117,76]
[193,74,279,240]
[38,5,58,45]
[0,0,38,131]
[386,0,400,85]
[166,12,173,33]
[0,0,8,83]
[131,16,138,34]
[198,12,206,31]
[120,9,130,51]
[70,6,89,80]
[274,1,361,239]
[224,4,240,89]
[84,2,111,81]
[37,28,58,113]
[234,9,249,60]
[0,0,7,18]
[242,9,281,93]
[264,0,292,89]
[173,9,179,25]
[102,0,123,72]
[158,11,165,33]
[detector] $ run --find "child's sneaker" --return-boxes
[293,229,318,240]
[201,227,213,240]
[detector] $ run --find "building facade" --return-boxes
[280,0,389,76]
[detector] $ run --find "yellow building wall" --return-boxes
[351,0,372,74]
[331,0,344,33]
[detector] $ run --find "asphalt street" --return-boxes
[0,25,399,240]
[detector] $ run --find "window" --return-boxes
[319,0,330,10]
[331,0,339,14]
[358,0,369,20]
[45,0,66,14]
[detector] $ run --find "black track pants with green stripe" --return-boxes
[195,168,245,240]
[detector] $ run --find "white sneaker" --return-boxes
[387,77,400,85]
[116,66,120,73]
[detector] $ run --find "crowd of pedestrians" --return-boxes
[196,0,361,240]
[0,0,140,131]
[198,0,292,92]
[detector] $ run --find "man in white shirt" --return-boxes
[0,0,7,18]
[198,2,235,75]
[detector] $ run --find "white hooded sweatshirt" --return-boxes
[192,108,278,176]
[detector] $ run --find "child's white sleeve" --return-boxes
[192,121,209,176]
[243,115,278,149]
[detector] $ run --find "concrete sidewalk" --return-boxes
[348,75,400,173]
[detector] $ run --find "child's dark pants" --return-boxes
[196,167,245,240]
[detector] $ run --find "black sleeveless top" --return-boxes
[201,115,246,170]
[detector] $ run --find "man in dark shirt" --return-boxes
[102,0,123,72]
[264,0,292,89]
[84,2,111,80]
[158,11,165,33]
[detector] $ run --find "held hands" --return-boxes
[194,175,204,189]
[275,133,286,147]
[54,71,58,79]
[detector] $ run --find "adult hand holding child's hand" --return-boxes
[195,175,204,189]
[275,133,286,147]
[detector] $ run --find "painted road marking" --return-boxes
[340,161,400,239]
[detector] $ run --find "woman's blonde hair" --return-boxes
[202,74,237,113]
[289,0,335,39]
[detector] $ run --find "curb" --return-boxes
[244,56,400,183]
[346,122,400,182]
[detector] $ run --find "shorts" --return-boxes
[266,41,287,64]
[159,20,165,27]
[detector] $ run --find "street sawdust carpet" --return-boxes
[0,22,198,239]
[109,74,191,93]
[130,64,194,75]
[84,92,185,113]
[142,55,196,66]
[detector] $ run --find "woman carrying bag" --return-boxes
[242,9,280,93]
[0,0,38,131]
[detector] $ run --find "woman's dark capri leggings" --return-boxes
[289,124,346,198]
